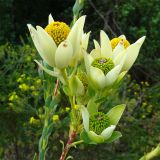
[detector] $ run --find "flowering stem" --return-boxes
[59,94,81,160]
[39,78,60,160]
[60,69,68,85]
[39,117,51,160]
[59,131,77,160]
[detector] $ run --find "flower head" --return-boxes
[29,117,40,125]
[28,14,88,73]
[81,104,125,144]
[52,115,59,122]
[89,112,110,134]
[84,31,145,89]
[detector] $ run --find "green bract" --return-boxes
[84,31,146,89]
[68,75,85,96]
[80,104,126,144]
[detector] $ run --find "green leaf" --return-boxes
[80,130,96,144]
[63,85,70,96]
[104,131,122,143]
[46,122,54,135]
[106,104,126,125]
[60,140,64,151]
[87,86,96,97]
[66,156,74,160]
[69,75,84,96]
[94,97,106,103]
[49,98,58,110]
[87,99,98,115]
[73,0,84,15]
[87,131,104,143]
[34,60,59,77]
[33,153,38,160]
[45,95,52,107]
[112,71,127,88]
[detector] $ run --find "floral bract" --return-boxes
[84,31,145,89]
[81,104,126,144]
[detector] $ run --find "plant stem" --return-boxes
[59,131,77,160]
[54,79,60,96]
[59,96,77,160]
[139,144,160,160]
[69,140,84,148]
[39,118,50,160]
[39,78,60,160]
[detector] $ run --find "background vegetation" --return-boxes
[0,0,160,159]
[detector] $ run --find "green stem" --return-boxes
[39,117,51,160]
[73,15,78,24]
[139,144,160,160]
[59,95,81,160]
[60,69,68,85]
[69,95,78,131]
[38,79,60,160]
[69,140,84,148]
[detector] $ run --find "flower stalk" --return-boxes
[59,131,77,160]
[54,79,60,96]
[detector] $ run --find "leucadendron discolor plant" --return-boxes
[27,0,150,160]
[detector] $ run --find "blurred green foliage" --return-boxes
[0,0,160,159]
[0,41,43,159]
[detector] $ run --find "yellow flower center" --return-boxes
[45,21,70,46]
[111,37,130,49]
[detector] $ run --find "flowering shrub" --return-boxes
[0,0,160,160]
[26,0,148,157]
[0,42,160,160]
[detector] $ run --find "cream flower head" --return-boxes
[84,30,145,89]
[27,14,89,74]
[81,104,125,144]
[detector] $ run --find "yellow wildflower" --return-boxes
[9,92,19,101]
[74,105,79,110]
[30,86,35,90]
[52,115,59,121]
[29,117,40,125]
[65,107,70,112]
[19,83,29,91]
[36,79,42,85]
[17,77,23,83]
[32,91,38,96]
